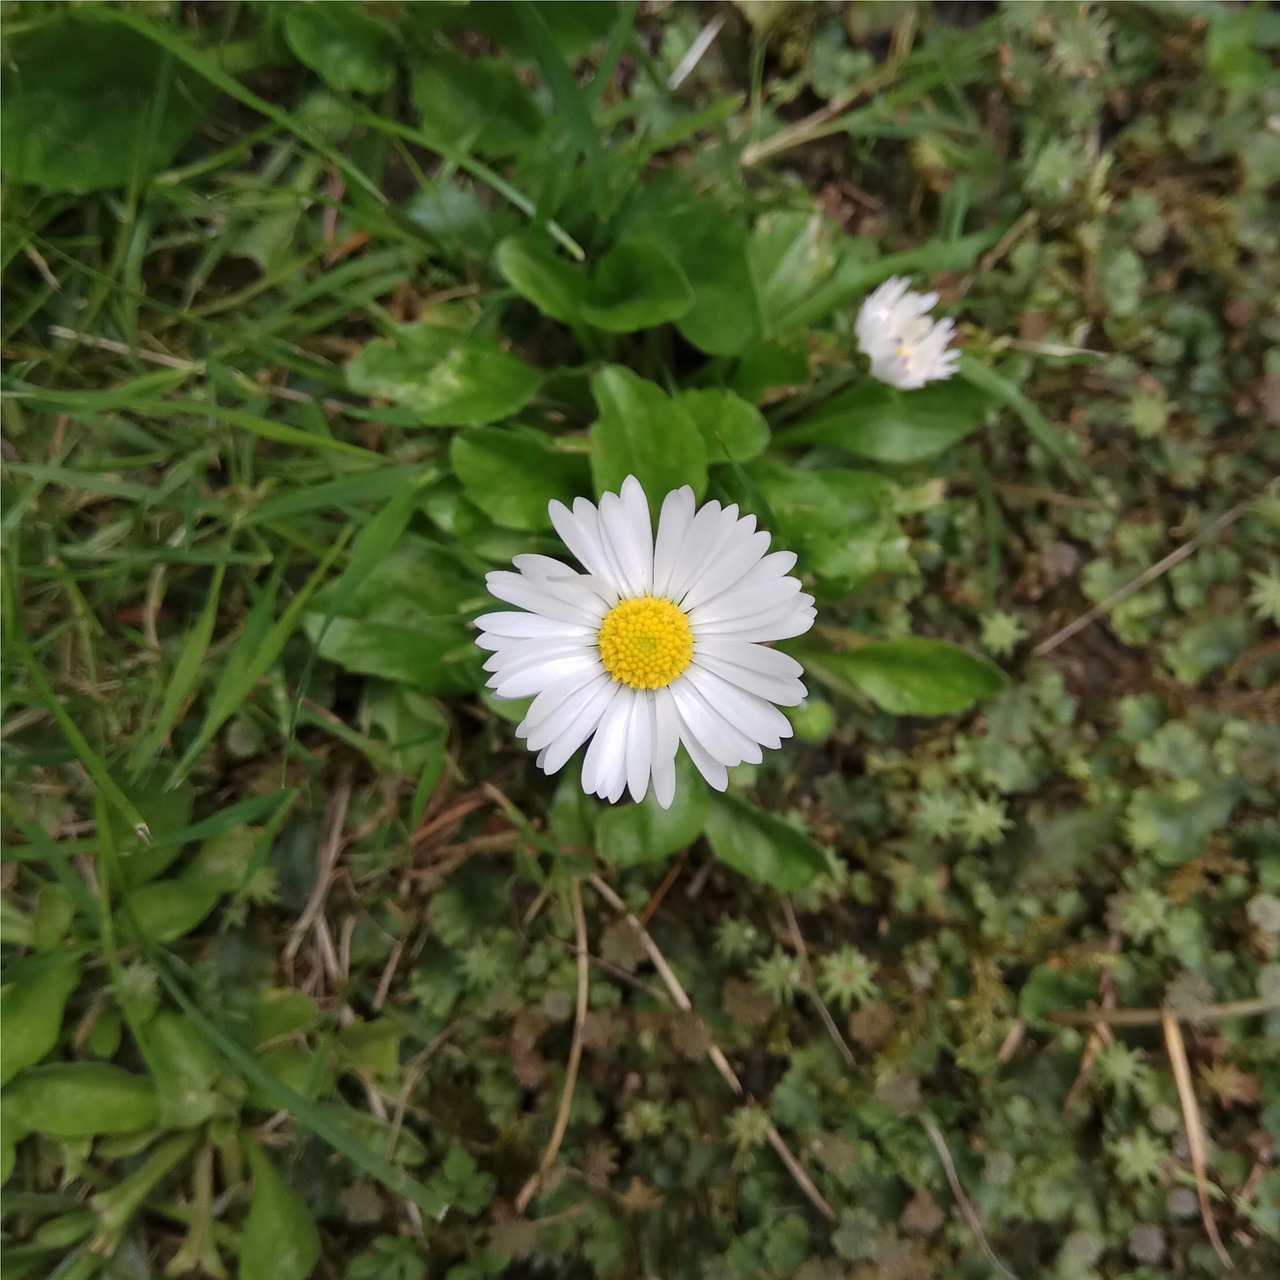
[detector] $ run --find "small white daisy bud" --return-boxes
[855,275,960,390]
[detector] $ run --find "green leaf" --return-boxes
[703,793,828,890]
[304,537,483,694]
[784,381,992,463]
[581,239,695,333]
[348,324,542,426]
[2,1064,158,1140]
[496,235,588,324]
[749,210,846,334]
[661,209,762,355]
[143,1010,230,1130]
[0,16,211,193]
[451,427,590,530]
[362,684,448,779]
[284,6,398,95]
[746,462,897,537]
[678,389,770,463]
[807,639,1006,715]
[412,49,544,157]
[0,955,81,1086]
[589,367,708,509]
[241,1138,321,1280]
[596,756,708,868]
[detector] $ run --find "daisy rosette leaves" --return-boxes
[474,475,816,811]
[803,638,1006,716]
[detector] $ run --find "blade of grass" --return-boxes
[959,352,1097,492]
[8,608,151,841]
[127,562,227,778]
[103,10,388,207]
[515,2,605,206]
[279,474,430,785]
[170,527,352,784]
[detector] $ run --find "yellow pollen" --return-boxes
[597,596,693,690]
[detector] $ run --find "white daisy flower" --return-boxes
[855,275,960,390]
[474,476,816,809]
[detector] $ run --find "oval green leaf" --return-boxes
[678,389,771,463]
[589,367,708,510]
[662,208,761,355]
[0,956,81,1086]
[347,324,542,426]
[785,381,992,463]
[581,239,694,333]
[808,639,1006,715]
[241,1139,321,1280]
[703,793,828,890]
[284,6,398,95]
[496,235,587,325]
[0,17,211,193]
[3,1064,158,1139]
[412,50,544,157]
[451,426,591,530]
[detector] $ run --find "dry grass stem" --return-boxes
[516,877,590,1214]
[588,875,837,1223]
[1162,1010,1233,1268]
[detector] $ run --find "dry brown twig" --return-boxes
[1162,1010,1233,1268]
[282,768,354,983]
[587,875,836,1223]
[1049,996,1280,1028]
[921,1119,1020,1280]
[780,895,855,1069]
[1032,498,1259,657]
[516,878,590,1214]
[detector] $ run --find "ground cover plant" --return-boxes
[2,2,1278,1277]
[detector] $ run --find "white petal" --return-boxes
[670,676,762,767]
[696,639,805,680]
[651,756,677,809]
[493,653,598,699]
[687,576,803,626]
[686,665,792,749]
[518,661,608,737]
[541,679,620,773]
[653,686,681,768]
[652,486,697,598]
[678,527,770,612]
[625,691,655,803]
[690,651,806,706]
[484,639,593,676]
[692,550,797,610]
[693,597,815,642]
[524,672,612,752]
[548,498,625,597]
[475,612,594,642]
[486,571,603,626]
[582,686,633,796]
[598,488,652,597]
[675,726,728,792]
[669,504,742,604]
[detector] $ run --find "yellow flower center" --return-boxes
[597,596,693,690]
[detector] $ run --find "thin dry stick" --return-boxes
[588,875,836,1223]
[1162,1009,1233,1269]
[1032,499,1256,657]
[780,896,855,1069]
[516,877,590,1214]
[1049,996,1280,1028]
[921,1119,1020,1280]
[283,770,353,976]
